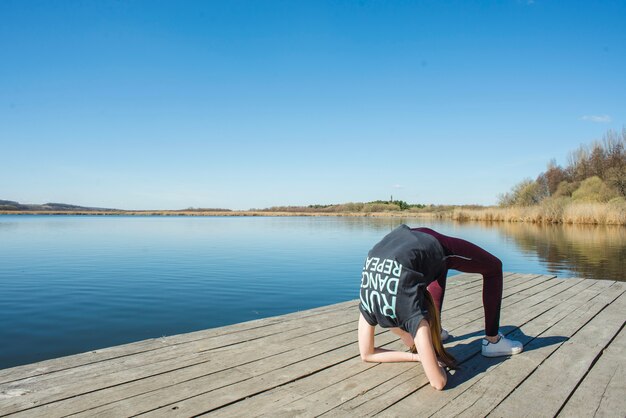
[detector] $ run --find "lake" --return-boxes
[0,215,624,369]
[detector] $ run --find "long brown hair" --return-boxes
[424,291,457,369]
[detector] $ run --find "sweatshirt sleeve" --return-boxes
[359,302,378,326]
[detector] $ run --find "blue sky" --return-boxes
[1,1,625,210]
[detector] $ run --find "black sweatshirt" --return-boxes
[359,224,446,337]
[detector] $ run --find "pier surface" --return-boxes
[1,273,624,417]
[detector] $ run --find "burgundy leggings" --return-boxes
[413,227,503,337]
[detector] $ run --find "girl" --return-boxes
[358,224,522,390]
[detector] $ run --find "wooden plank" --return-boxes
[0,274,534,417]
[327,278,603,417]
[0,273,492,411]
[445,273,551,306]
[6,321,401,417]
[215,277,591,417]
[74,275,537,417]
[211,343,414,418]
[183,274,564,414]
[0,310,358,398]
[439,274,551,320]
[436,273,549,333]
[441,274,562,335]
[0,272,485,385]
[0,320,364,416]
[488,289,626,418]
[0,300,357,384]
[71,333,400,418]
[0,273,497,415]
[320,279,608,418]
[120,278,620,414]
[373,280,621,418]
[442,272,533,304]
[184,276,534,415]
[5,273,617,418]
[557,324,626,418]
[62,276,547,416]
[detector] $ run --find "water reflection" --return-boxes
[303,216,626,282]
[493,222,625,281]
[0,215,624,369]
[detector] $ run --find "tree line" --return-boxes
[499,128,626,207]
[261,199,427,213]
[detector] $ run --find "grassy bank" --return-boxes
[447,200,626,225]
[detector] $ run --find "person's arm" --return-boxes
[358,314,419,363]
[414,318,447,390]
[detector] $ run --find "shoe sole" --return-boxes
[481,347,523,357]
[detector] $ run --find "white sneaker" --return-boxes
[481,333,523,357]
[441,328,449,341]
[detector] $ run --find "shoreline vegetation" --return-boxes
[1,201,624,225]
[485,127,625,226]
[3,128,624,225]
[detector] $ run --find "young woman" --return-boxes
[358,224,522,390]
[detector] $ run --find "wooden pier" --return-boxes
[1,273,624,417]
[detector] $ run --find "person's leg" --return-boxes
[413,228,449,314]
[426,269,448,314]
[420,229,503,338]
[426,269,451,341]
[448,245,502,337]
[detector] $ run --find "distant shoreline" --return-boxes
[1,204,624,225]
[0,210,436,218]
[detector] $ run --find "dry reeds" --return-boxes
[562,201,626,225]
[449,200,626,225]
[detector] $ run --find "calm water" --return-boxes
[1,215,624,369]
